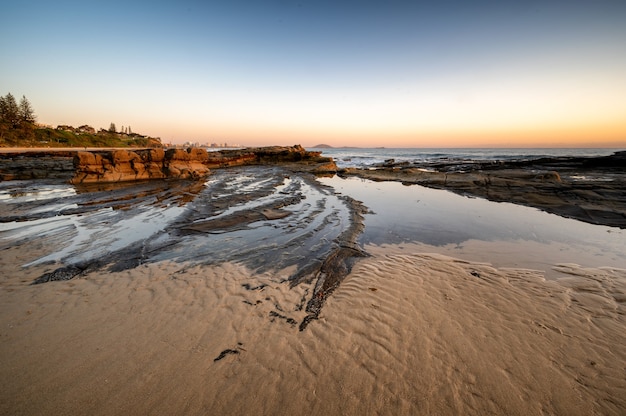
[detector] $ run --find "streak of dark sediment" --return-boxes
[298,195,369,331]
[178,196,299,234]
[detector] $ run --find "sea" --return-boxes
[306,147,621,169]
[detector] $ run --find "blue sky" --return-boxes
[2,0,625,146]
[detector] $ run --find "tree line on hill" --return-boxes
[0,92,162,148]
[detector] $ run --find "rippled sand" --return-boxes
[1,243,625,415]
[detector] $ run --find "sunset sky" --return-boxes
[2,1,625,147]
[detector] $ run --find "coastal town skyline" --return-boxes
[2,1,625,148]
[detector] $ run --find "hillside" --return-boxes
[0,123,162,148]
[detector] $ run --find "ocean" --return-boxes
[307,147,621,169]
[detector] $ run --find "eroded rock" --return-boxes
[70,145,337,184]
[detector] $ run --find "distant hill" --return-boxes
[311,144,333,148]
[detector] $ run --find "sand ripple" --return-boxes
[1,246,624,415]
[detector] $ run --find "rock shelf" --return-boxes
[0,145,338,182]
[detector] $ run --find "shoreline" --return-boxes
[338,150,626,228]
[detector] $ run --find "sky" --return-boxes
[1,0,625,147]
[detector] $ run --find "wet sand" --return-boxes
[1,164,625,415]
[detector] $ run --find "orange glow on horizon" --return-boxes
[149,117,626,148]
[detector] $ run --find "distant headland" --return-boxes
[311,144,367,149]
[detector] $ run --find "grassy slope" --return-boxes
[0,122,162,148]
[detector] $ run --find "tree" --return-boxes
[18,95,36,124]
[0,93,19,126]
[109,122,117,133]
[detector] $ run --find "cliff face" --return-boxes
[69,145,337,184]
[71,148,214,183]
[71,149,166,183]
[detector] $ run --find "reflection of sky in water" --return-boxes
[320,176,626,272]
[0,183,77,202]
[3,173,624,279]
[0,172,351,278]
[201,177,294,222]
[1,214,77,238]
[154,176,350,274]
[2,201,187,267]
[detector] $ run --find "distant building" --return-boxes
[77,125,96,134]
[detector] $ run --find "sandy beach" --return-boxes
[1,161,625,415]
[1,244,624,415]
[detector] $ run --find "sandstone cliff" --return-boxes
[69,145,337,184]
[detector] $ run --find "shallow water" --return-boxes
[319,176,626,278]
[0,167,354,285]
[2,168,624,283]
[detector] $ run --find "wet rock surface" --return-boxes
[0,152,75,180]
[0,165,361,329]
[340,151,626,228]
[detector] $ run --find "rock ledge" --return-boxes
[67,145,337,184]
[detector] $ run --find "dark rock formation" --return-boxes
[0,151,76,180]
[214,145,336,170]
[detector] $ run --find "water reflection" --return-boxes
[0,168,356,285]
[3,172,625,283]
[0,182,77,202]
[319,176,626,277]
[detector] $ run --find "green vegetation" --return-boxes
[0,92,162,148]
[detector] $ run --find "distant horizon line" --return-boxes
[305,145,625,149]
